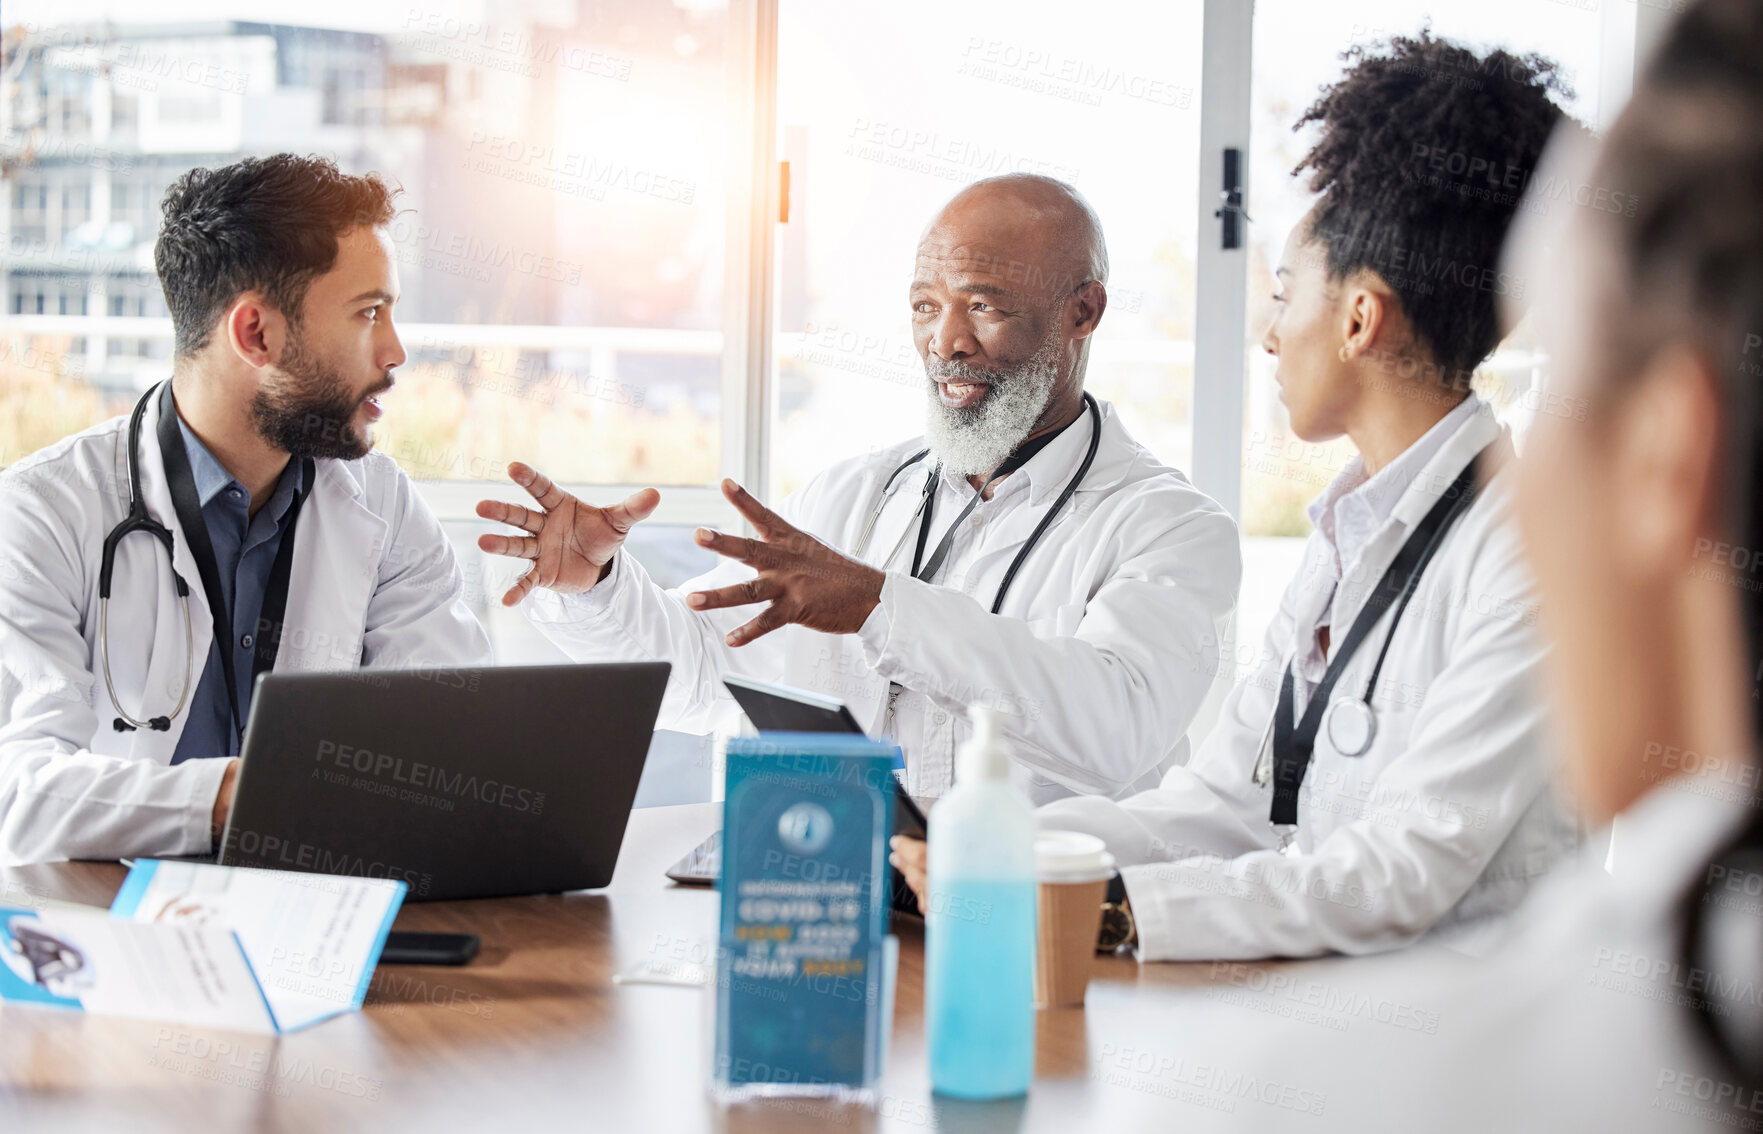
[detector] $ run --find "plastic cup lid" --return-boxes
[1036,830,1116,883]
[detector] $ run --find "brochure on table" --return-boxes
[0,860,404,1034]
[714,732,899,1098]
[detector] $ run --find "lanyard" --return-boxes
[154,381,314,746]
[1268,445,1490,826]
[908,391,1101,614]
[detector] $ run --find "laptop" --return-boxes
[666,677,930,914]
[203,662,669,901]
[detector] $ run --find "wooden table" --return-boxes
[0,803,1361,1132]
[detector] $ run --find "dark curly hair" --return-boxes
[154,154,399,356]
[1291,31,1572,379]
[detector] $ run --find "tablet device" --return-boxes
[665,679,929,908]
[722,674,865,735]
[721,676,927,838]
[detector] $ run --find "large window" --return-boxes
[2,7,730,492]
[2,0,1646,661]
[0,0,1657,797]
[771,0,1206,497]
[380,8,729,492]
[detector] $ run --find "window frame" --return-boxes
[735,0,1255,524]
[0,0,1663,530]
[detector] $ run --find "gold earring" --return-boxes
[1338,346,1351,363]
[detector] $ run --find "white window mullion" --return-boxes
[722,0,782,519]
[1191,0,1256,522]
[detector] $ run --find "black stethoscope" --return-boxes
[100,382,312,737]
[849,392,1102,615]
[99,385,196,732]
[1255,442,1498,828]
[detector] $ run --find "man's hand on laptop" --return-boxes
[687,479,886,646]
[476,462,661,607]
[210,758,240,845]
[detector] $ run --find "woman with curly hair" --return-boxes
[895,30,1589,962]
[1199,5,1763,1123]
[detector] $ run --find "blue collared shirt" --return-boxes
[169,423,304,765]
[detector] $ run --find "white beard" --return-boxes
[922,333,1062,477]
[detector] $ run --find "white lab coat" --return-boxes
[1189,780,1757,1133]
[1366,779,1756,1131]
[1038,403,1580,960]
[527,396,1241,804]
[0,391,491,866]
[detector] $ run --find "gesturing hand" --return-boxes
[687,479,886,647]
[475,462,660,607]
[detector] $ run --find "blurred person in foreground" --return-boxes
[894,33,1585,960]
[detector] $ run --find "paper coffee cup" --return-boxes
[1034,831,1116,1009]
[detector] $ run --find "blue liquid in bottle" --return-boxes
[926,877,1037,1098]
[925,707,1038,1099]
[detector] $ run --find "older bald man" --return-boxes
[476,174,1241,803]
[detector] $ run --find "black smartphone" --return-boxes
[380,931,479,966]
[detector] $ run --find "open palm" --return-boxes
[475,462,660,606]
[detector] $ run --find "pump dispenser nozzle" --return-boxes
[956,706,1010,783]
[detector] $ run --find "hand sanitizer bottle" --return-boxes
[926,706,1037,1098]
